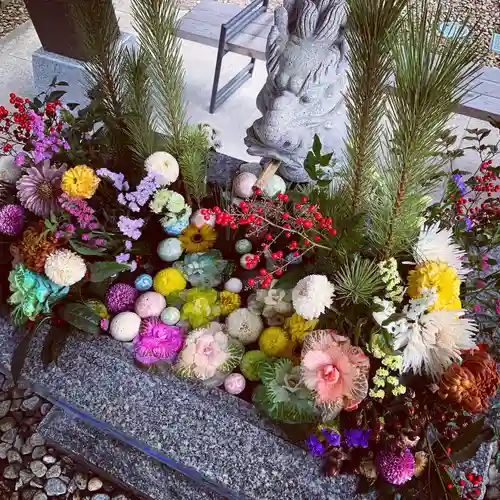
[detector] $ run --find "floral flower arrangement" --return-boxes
[1,0,500,497]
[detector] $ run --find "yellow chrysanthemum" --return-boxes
[61,165,100,199]
[153,268,187,296]
[179,224,217,253]
[407,260,461,311]
[258,327,291,357]
[284,313,318,343]
[219,291,241,316]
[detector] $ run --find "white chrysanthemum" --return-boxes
[144,152,179,186]
[414,223,469,277]
[392,309,477,379]
[44,249,87,286]
[292,275,334,320]
[0,155,22,184]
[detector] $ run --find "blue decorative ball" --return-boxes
[134,274,153,292]
[157,238,183,262]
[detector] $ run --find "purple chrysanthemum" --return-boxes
[376,447,415,485]
[105,283,138,314]
[0,204,24,236]
[16,161,66,217]
[134,318,184,365]
[305,435,326,456]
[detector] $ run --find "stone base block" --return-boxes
[32,32,135,106]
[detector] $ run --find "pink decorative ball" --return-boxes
[134,291,167,318]
[191,209,216,228]
[224,373,246,395]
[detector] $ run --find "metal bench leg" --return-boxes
[210,26,227,114]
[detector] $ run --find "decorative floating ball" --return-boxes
[262,174,286,198]
[162,217,189,236]
[235,238,252,254]
[161,306,181,325]
[233,172,257,198]
[134,291,167,318]
[224,373,246,395]
[110,312,141,342]
[240,253,258,270]
[134,274,153,292]
[191,209,216,228]
[157,238,183,262]
[224,277,243,294]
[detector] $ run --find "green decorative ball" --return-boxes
[235,239,252,254]
[157,238,183,262]
[161,306,181,325]
[262,175,286,198]
[240,350,268,382]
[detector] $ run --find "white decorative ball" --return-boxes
[224,373,246,395]
[134,291,167,318]
[240,253,258,270]
[233,172,257,198]
[161,307,181,325]
[110,312,141,341]
[262,175,286,198]
[224,278,243,293]
[157,238,183,262]
[191,209,216,228]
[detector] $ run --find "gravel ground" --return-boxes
[0,0,29,40]
[0,373,141,500]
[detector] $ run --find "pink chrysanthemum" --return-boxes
[300,330,369,417]
[376,448,415,485]
[105,283,138,314]
[134,318,184,365]
[0,204,24,235]
[16,161,66,217]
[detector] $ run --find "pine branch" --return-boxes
[131,0,187,154]
[121,47,161,162]
[341,0,406,216]
[371,0,482,258]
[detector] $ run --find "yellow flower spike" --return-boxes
[219,291,241,316]
[61,165,100,199]
[180,224,217,253]
[407,260,461,311]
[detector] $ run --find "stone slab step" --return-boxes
[38,407,223,500]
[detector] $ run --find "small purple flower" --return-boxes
[117,216,145,240]
[452,174,466,196]
[305,435,325,457]
[0,204,24,236]
[125,240,132,250]
[321,428,341,447]
[464,217,472,232]
[92,238,106,247]
[14,152,26,166]
[129,260,137,272]
[344,428,371,448]
[129,202,140,212]
[100,318,110,331]
[376,448,415,485]
[81,233,89,241]
[115,252,130,264]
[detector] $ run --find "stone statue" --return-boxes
[244,0,348,182]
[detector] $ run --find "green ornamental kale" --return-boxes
[8,264,69,324]
[252,358,319,424]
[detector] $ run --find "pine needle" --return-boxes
[131,0,187,153]
[341,0,406,216]
[370,0,482,258]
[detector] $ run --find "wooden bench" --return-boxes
[178,0,272,113]
[178,1,500,122]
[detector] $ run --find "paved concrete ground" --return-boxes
[0,0,498,167]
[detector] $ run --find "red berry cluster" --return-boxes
[444,467,483,498]
[0,92,63,153]
[206,188,336,288]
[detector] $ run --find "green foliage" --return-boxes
[369,1,482,258]
[177,125,211,206]
[341,0,406,216]
[131,0,186,153]
[60,303,101,334]
[88,262,129,282]
[334,255,384,305]
[303,134,334,187]
[218,341,245,374]
[252,358,318,424]
[121,47,160,162]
